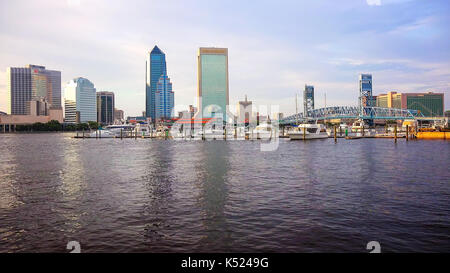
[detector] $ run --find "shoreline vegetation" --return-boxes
[11,120,100,132]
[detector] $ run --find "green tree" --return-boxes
[88,121,100,130]
[64,124,77,131]
[32,122,46,131]
[76,123,89,131]
[47,120,62,131]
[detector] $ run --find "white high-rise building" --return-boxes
[64,77,97,123]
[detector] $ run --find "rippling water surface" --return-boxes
[0,133,449,252]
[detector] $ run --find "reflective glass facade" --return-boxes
[6,65,61,115]
[198,48,229,120]
[155,75,174,120]
[146,46,167,121]
[376,92,444,117]
[64,77,97,123]
[406,94,444,117]
[97,91,115,125]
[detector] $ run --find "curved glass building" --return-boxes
[64,77,97,123]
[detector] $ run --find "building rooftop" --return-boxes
[150,45,164,55]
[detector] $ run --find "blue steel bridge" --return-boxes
[279,106,425,125]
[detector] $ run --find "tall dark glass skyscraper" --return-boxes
[97,91,115,125]
[146,46,167,121]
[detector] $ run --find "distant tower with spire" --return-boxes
[146,45,168,122]
[237,94,254,125]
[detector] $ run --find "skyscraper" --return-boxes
[155,75,174,120]
[303,84,314,117]
[6,64,61,115]
[197,47,229,121]
[64,77,97,123]
[97,91,115,125]
[359,74,373,109]
[146,45,167,122]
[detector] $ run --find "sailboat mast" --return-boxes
[295,92,298,125]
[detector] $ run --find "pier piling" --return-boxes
[406,125,409,141]
[334,125,337,142]
[394,124,397,143]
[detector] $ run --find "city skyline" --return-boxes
[0,0,449,118]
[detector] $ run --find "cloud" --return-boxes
[366,0,381,6]
[0,0,449,116]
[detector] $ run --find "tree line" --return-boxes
[15,120,100,132]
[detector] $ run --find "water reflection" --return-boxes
[195,141,230,251]
[142,141,175,245]
[0,134,448,252]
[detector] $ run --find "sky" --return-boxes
[0,0,449,117]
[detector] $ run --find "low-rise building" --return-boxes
[0,108,63,132]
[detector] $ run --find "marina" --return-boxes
[71,121,449,141]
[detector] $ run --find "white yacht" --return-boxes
[89,124,135,138]
[249,123,276,140]
[288,123,328,140]
[351,119,367,133]
[134,123,152,137]
[326,122,349,137]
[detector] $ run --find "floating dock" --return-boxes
[415,131,449,140]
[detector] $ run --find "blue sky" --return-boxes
[0,0,448,116]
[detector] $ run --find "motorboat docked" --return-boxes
[248,123,277,140]
[288,123,328,140]
[193,127,234,139]
[134,123,152,137]
[89,124,135,138]
[351,119,368,133]
[326,122,349,137]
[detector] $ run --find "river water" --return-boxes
[0,133,448,252]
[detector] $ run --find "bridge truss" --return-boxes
[280,106,424,125]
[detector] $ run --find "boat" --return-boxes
[248,123,276,140]
[88,129,118,138]
[134,123,152,137]
[154,125,169,138]
[88,124,135,138]
[327,122,349,137]
[288,123,328,140]
[351,119,368,133]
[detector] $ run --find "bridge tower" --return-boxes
[303,84,314,118]
[358,74,374,126]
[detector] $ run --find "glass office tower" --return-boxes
[6,64,61,115]
[97,91,115,125]
[155,75,174,120]
[146,45,167,121]
[197,47,229,121]
[64,77,97,123]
